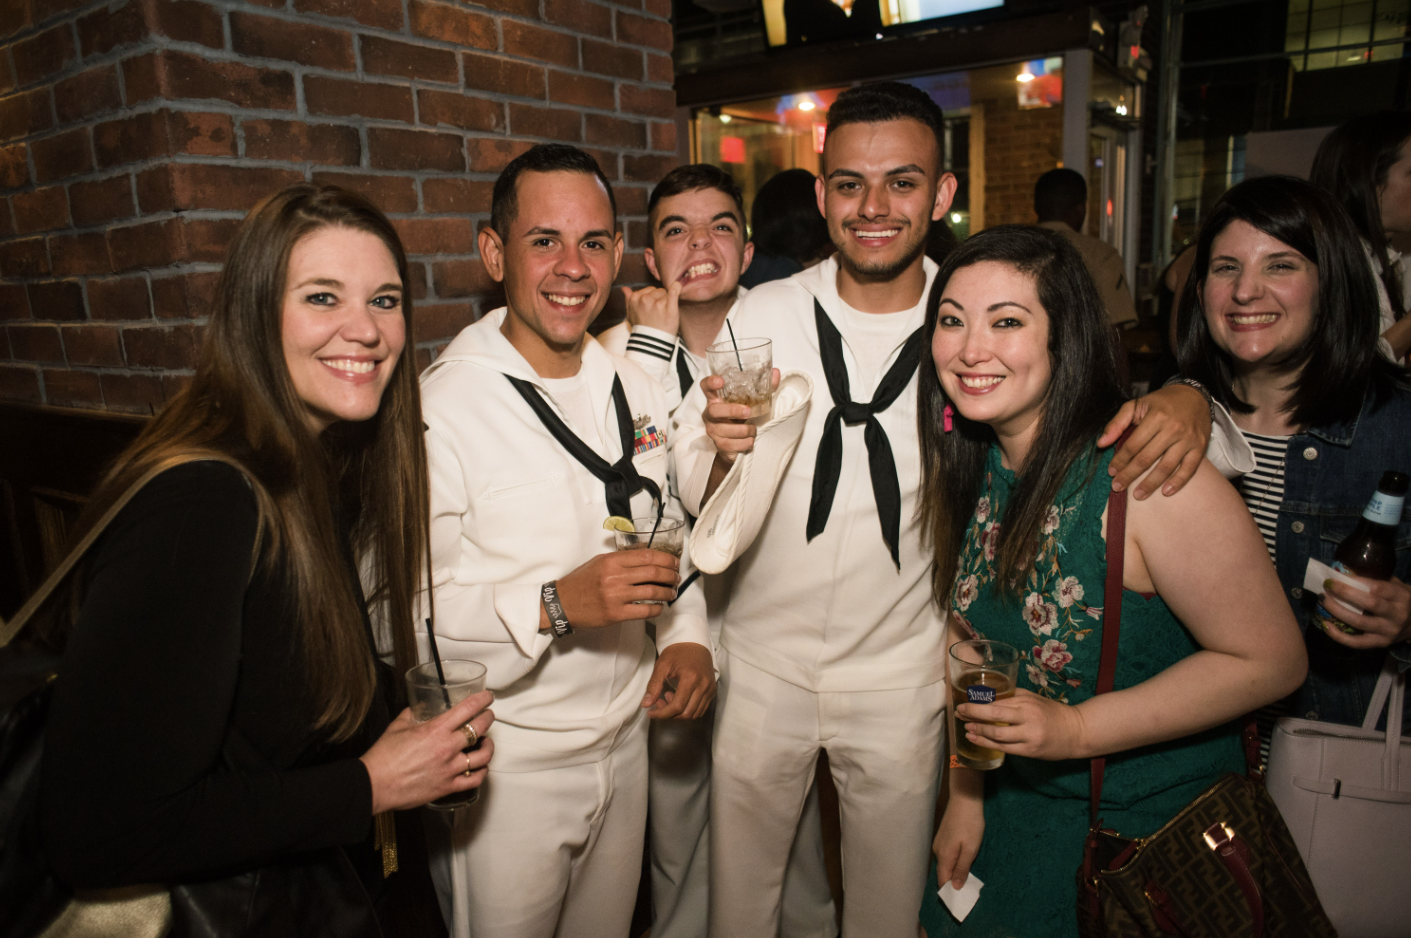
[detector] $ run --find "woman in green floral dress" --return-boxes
[913,227,1308,938]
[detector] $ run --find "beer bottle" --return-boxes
[1314,470,1409,635]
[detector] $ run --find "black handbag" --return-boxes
[0,455,389,938]
[1074,486,1337,938]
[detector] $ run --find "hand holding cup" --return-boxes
[361,670,494,815]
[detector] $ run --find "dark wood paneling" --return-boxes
[675,8,1098,107]
[0,402,146,618]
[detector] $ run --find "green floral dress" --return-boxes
[919,443,1243,938]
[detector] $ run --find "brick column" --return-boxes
[0,0,677,413]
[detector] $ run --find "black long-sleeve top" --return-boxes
[40,462,381,888]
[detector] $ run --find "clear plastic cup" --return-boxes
[405,659,487,809]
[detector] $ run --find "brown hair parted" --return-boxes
[1175,175,1402,431]
[918,226,1126,607]
[59,184,428,742]
[646,164,744,237]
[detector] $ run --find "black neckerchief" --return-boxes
[806,299,923,569]
[506,372,662,524]
[675,344,694,399]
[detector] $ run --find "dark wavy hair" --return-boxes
[825,80,945,165]
[751,168,831,264]
[1310,111,1411,322]
[918,225,1126,604]
[59,184,428,741]
[1175,175,1401,429]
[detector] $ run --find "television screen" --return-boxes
[761,0,1003,49]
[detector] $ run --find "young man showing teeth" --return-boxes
[418,144,714,938]
[600,164,755,420]
[599,165,839,938]
[670,82,1217,937]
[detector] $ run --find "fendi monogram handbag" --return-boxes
[1073,487,1337,938]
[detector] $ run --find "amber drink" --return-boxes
[948,640,1021,771]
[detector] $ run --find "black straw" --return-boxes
[425,617,452,707]
[725,320,744,371]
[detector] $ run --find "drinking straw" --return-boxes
[647,513,663,549]
[425,618,452,708]
[725,319,744,371]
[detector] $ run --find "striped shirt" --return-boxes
[1237,430,1291,562]
[1237,429,1294,769]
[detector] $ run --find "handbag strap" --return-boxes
[0,453,251,649]
[1362,654,1401,732]
[1088,481,1128,829]
[1362,655,1405,791]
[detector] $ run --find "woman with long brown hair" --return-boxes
[35,184,492,936]
[914,226,1305,937]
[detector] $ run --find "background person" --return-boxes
[918,225,1307,937]
[1033,168,1137,329]
[740,167,833,289]
[39,184,493,937]
[603,164,753,419]
[1175,175,1411,730]
[598,163,837,938]
[419,144,714,938]
[1309,110,1411,362]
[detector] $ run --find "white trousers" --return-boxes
[648,706,838,938]
[428,715,647,938]
[710,653,946,938]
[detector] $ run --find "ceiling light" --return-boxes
[720,114,732,123]
[1016,68,1034,83]
[951,212,962,223]
[798,100,816,111]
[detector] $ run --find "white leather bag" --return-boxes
[1265,656,1410,938]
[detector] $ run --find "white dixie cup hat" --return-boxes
[689,370,814,574]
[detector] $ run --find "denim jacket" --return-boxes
[1267,383,1411,729]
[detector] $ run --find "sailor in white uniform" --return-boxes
[599,164,837,938]
[422,144,714,938]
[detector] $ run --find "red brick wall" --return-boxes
[981,92,1063,228]
[0,0,676,412]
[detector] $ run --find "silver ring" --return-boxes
[461,722,479,748]
[463,751,473,777]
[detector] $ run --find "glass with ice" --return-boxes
[706,337,773,421]
[614,517,685,604]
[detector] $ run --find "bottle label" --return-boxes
[1364,492,1405,526]
[1314,561,1365,636]
[967,684,996,704]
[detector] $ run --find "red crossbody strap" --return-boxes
[1089,454,1130,830]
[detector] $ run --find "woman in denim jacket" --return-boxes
[1177,175,1411,729]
